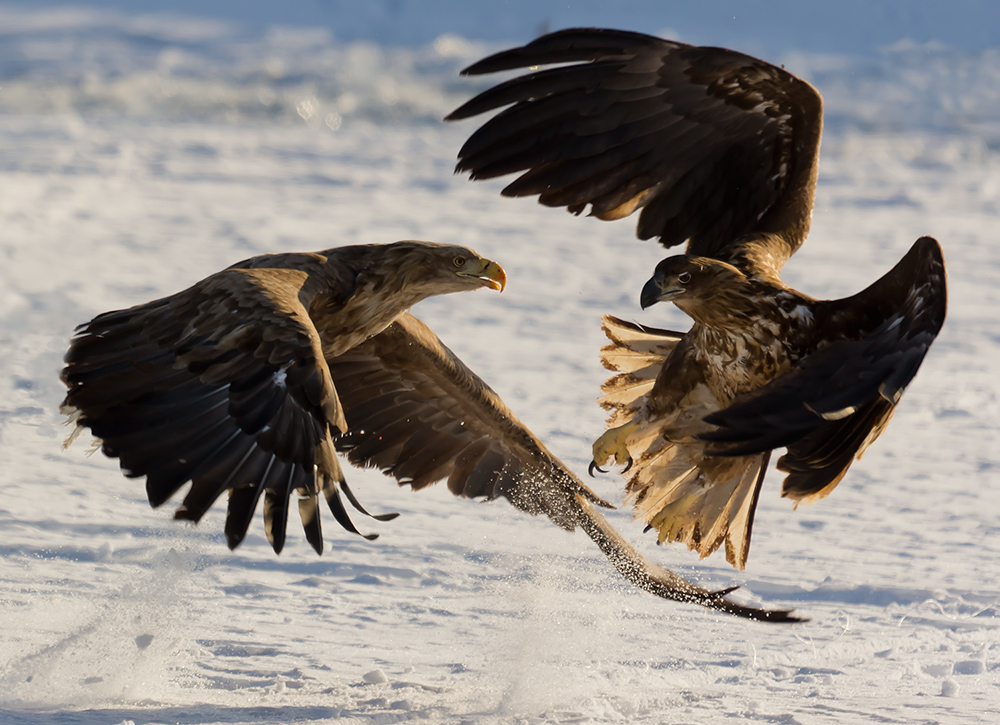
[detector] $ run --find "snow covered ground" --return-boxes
[1,6,999,724]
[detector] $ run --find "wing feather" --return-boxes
[61,259,362,554]
[449,27,822,263]
[330,313,607,517]
[598,315,684,428]
[701,237,947,502]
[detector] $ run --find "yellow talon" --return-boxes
[590,421,639,476]
[650,493,701,543]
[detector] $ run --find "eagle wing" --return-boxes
[61,258,378,556]
[598,315,686,428]
[329,312,609,518]
[328,313,800,621]
[701,236,948,503]
[599,316,770,569]
[447,27,823,263]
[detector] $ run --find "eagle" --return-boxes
[61,240,796,621]
[447,28,948,569]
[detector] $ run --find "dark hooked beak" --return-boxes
[640,274,663,310]
[640,272,684,310]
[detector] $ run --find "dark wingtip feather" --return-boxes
[299,496,325,555]
[340,478,400,522]
[700,587,805,622]
[222,482,268,550]
[457,27,665,77]
[323,484,378,540]
[173,506,201,523]
[263,492,288,554]
[225,529,244,551]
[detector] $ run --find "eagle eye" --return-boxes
[453,256,467,268]
[678,272,692,284]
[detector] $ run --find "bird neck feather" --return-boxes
[673,261,761,331]
[314,243,458,355]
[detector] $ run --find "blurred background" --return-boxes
[6,0,1000,54]
[1,0,998,135]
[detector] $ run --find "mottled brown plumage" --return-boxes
[616,238,946,568]
[62,240,797,621]
[451,28,948,568]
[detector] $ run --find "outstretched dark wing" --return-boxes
[328,313,801,621]
[447,28,823,263]
[701,237,947,502]
[61,262,383,555]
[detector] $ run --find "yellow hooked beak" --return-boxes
[474,258,507,292]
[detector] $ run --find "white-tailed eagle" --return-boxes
[448,29,947,569]
[62,241,796,620]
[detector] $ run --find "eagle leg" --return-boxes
[591,421,638,476]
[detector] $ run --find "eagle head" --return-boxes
[440,244,507,292]
[640,255,748,317]
[380,241,507,296]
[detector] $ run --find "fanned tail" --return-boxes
[626,434,769,570]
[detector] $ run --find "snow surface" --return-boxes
[1,6,999,724]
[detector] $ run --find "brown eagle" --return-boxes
[62,241,795,621]
[447,29,948,569]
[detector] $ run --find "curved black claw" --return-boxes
[621,456,634,474]
[589,460,607,477]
